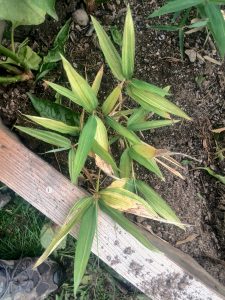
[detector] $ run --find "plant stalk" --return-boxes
[0,72,33,84]
[0,63,22,75]
[0,44,29,70]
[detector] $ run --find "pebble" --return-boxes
[72,9,89,26]
[185,49,197,63]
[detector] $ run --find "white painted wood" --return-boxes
[0,121,225,300]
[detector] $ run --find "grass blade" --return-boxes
[91,16,124,81]
[24,115,80,136]
[199,167,225,184]
[34,196,92,268]
[122,5,135,79]
[68,148,76,183]
[94,116,109,150]
[61,56,98,112]
[120,148,132,178]
[99,202,159,252]
[92,65,104,95]
[130,79,171,97]
[74,202,97,295]
[148,24,180,31]
[179,29,184,60]
[15,126,71,148]
[70,115,97,184]
[127,107,148,127]
[102,83,123,116]
[128,119,180,131]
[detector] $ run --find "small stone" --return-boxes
[72,9,89,26]
[185,49,197,62]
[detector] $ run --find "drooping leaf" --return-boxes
[74,202,97,295]
[100,202,159,251]
[136,180,184,228]
[34,196,92,268]
[130,79,171,97]
[122,5,135,79]
[199,167,225,184]
[105,116,141,144]
[120,148,132,178]
[28,93,79,126]
[91,16,124,81]
[16,45,42,70]
[15,126,71,148]
[61,56,98,113]
[92,65,104,96]
[70,115,97,184]
[32,0,57,20]
[102,83,123,116]
[24,115,79,136]
[128,119,180,131]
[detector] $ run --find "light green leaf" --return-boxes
[128,119,180,131]
[32,0,57,20]
[130,79,171,97]
[99,202,159,252]
[148,24,179,31]
[187,19,208,29]
[70,115,97,184]
[17,45,41,70]
[40,223,66,252]
[110,25,123,46]
[74,202,97,295]
[199,167,225,184]
[15,126,71,148]
[91,16,124,81]
[122,5,135,79]
[34,196,92,268]
[92,65,104,96]
[102,83,122,115]
[120,148,132,178]
[149,0,205,18]
[68,148,76,183]
[61,56,98,113]
[127,107,148,127]
[94,116,109,151]
[24,115,79,136]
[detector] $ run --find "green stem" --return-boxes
[0,44,29,70]
[0,73,32,84]
[11,25,15,53]
[0,63,22,75]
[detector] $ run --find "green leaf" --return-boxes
[15,126,71,148]
[99,202,159,252]
[34,196,92,268]
[147,24,179,31]
[40,223,66,252]
[68,148,76,183]
[105,116,141,144]
[92,65,104,96]
[122,5,135,79]
[136,180,183,228]
[130,79,171,97]
[149,0,205,18]
[61,56,98,113]
[91,16,124,81]
[32,0,57,20]
[24,115,79,136]
[179,29,184,60]
[70,115,97,184]
[94,116,109,151]
[102,83,122,115]
[15,45,42,70]
[74,202,97,295]
[128,119,180,131]
[127,107,148,127]
[187,19,208,28]
[127,84,191,120]
[110,25,123,47]
[28,93,79,126]
[120,148,132,178]
[199,167,225,184]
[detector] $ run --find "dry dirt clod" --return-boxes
[72,9,89,26]
[185,49,197,63]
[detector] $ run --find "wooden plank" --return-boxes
[1,120,225,300]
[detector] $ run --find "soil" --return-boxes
[1,0,225,293]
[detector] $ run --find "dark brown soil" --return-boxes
[1,0,225,290]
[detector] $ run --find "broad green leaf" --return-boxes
[61,56,98,113]
[46,81,81,106]
[16,45,41,70]
[120,148,132,178]
[70,115,97,184]
[74,202,97,295]
[91,16,124,81]
[130,79,171,97]
[128,119,180,131]
[127,84,191,120]
[148,24,179,31]
[24,115,79,136]
[28,93,79,126]
[129,146,164,179]
[131,144,156,159]
[32,0,57,20]
[122,5,135,79]
[136,180,184,228]
[94,116,109,151]
[15,126,71,148]
[199,167,225,184]
[34,196,92,268]
[203,3,225,57]
[92,65,104,96]
[127,107,148,127]
[105,116,141,144]
[100,202,159,252]
[149,0,205,18]
[68,148,76,183]
[102,84,123,116]
[100,187,158,218]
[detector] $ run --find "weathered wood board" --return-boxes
[1,121,225,300]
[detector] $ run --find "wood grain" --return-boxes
[1,122,225,300]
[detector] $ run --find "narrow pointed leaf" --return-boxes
[136,180,184,229]
[148,24,179,31]
[122,5,135,79]
[34,196,92,268]
[130,79,171,97]
[120,148,132,178]
[128,119,180,131]
[94,116,109,150]
[15,126,71,148]
[92,65,104,95]
[24,115,79,136]
[102,83,123,116]
[68,148,76,183]
[127,107,148,127]
[91,16,124,81]
[179,29,184,60]
[74,202,97,295]
[105,116,141,144]
[99,202,159,252]
[70,115,97,183]
[61,56,98,112]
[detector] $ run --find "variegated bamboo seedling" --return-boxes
[15,6,191,295]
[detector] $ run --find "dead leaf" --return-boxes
[176,233,199,246]
[95,155,114,176]
[212,127,225,133]
[203,55,222,66]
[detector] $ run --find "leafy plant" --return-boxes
[15,6,190,295]
[148,0,225,59]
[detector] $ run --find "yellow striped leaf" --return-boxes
[92,65,104,95]
[102,83,123,116]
